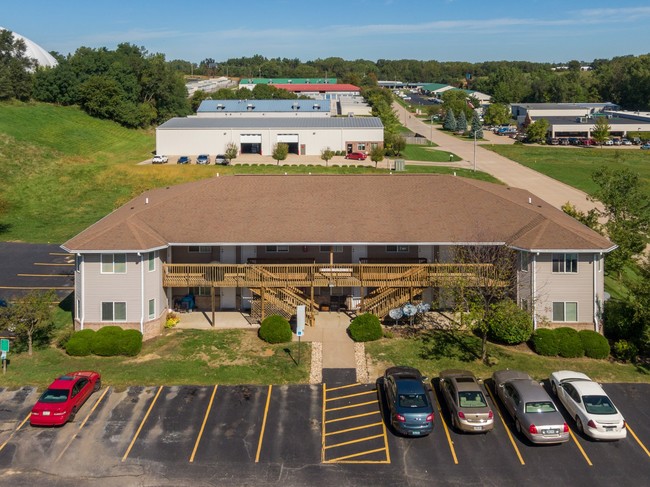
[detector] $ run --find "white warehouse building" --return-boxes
[156,117,384,156]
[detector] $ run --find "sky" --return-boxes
[3,0,650,64]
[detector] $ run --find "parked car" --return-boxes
[196,154,211,165]
[383,366,434,436]
[621,138,632,145]
[492,369,569,444]
[152,154,168,164]
[214,154,229,165]
[30,371,101,426]
[345,151,367,161]
[177,156,191,164]
[549,370,626,440]
[439,369,494,433]
[640,143,650,150]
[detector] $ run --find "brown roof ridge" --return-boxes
[505,214,547,245]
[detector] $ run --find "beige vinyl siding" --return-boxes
[535,253,595,324]
[517,251,533,312]
[144,251,167,318]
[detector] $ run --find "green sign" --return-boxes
[0,339,9,353]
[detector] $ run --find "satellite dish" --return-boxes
[402,303,417,317]
[417,303,431,313]
[389,308,404,320]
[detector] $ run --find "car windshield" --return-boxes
[458,391,487,408]
[398,393,427,408]
[583,395,618,415]
[524,401,557,413]
[39,388,69,403]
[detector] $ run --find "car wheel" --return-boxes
[93,379,101,392]
[68,407,77,423]
[551,381,557,396]
[576,416,584,434]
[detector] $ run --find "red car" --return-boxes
[30,371,101,426]
[345,151,367,160]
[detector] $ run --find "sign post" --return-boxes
[1,339,9,375]
[296,306,305,365]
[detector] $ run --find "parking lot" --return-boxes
[0,380,648,486]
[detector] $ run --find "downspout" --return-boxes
[79,254,84,330]
[139,252,144,334]
[593,253,599,333]
[532,253,538,329]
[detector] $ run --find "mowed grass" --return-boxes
[1,329,310,390]
[484,145,650,197]
[365,330,649,384]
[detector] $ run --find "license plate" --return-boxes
[473,426,483,431]
[411,431,421,436]
[604,426,615,430]
[43,411,50,416]
[542,429,559,435]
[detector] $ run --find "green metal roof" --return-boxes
[240,78,337,85]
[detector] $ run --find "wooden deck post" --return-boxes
[261,286,266,322]
[310,284,315,327]
[211,286,215,327]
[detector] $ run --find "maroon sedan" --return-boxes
[345,151,367,160]
[30,371,101,426]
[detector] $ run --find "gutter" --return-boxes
[139,252,144,334]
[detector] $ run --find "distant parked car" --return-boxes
[152,154,168,164]
[196,154,210,165]
[621,138,632,145]
[214,154,229,165]
[549,370,626,440]
[345,151,367,161]
[30,371,101,426]
[439,369,494,433]
[383,366,434,437]
[640,143,650,150]
[492,369,569,444]
[177,156,191,164]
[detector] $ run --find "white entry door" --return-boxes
[220,246,237,309]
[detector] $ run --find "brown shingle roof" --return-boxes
[62,174,614,253]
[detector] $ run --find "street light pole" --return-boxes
[473,130,477,172]
[430,115,434,144]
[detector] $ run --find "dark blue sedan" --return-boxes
[383,366,434,436]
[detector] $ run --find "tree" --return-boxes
[225,142,238,162]
[525,118,550,143]
[272,143,289,165]
[370,145,384,168]
[456,111,468,133]
[561,202,601,231]
[320,147,334,167]
[0,290,56,356]
[470,110,483,138]
[591,116,611,146]
[452,244,518,364]
[483,103,511,126]
[443,109,457,131]
[0,29,34,101]
[384,134,406,156]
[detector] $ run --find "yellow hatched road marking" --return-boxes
[485,385,525,466]
[56,386,110,462]
[321,383,326,463]
[189,384,218,463]
[49,252,70,256]
[325,410,380,424]
[324,433,385,450]
[568,429,593,466]
[325,421,384,436]
[325,383,361,392]
[17,274,71,277]
[432,386,458,465]
[326,390,376,402]
[255,385,273,463]
[34,262,74,266]
[325,447,388,463]
[626,423,650,458]
[121,385,163,462]
[0,286,71,290]
[326,400,378,412]
[0,413,31,453]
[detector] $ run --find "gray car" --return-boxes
[383,366,434,437]
[492,370,569,444]
[439,369,494,433]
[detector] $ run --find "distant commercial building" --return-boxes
[0,27,58,69]
[238,77,337,90]
[272,83,361,100]
[196,99,332,117]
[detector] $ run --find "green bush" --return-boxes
[348,313,382,342]
[578,330,610,359]
[531,328,560,356]
[612,339,638,362]
[486,299,534,345]
[65,329,96,356]
[120,329,143,356]
[555,327,584,358]
[92,326,124,356]
[259,315,292,344]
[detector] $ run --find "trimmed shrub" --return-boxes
[531,328,560,356]
[486,299,534,345]
[348,313,382,342]
[92,326,123,356]
[65,329,96,356]
[555,327,584,358]
[578,330,610,359]
[612,339,638,363]
[259,315,292,344]
[119,329,143,356]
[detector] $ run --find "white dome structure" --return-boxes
[0,27,58,69]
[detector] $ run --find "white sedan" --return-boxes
[549,371,626,440]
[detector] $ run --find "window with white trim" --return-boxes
[101,302,126,321]
[188,246,211,253]
[552,253,578,273]
[519,253,529,272]
[320,246,343,252]
[386,245,409,253]
[148,299,155,320]
[190,287,211,296]
[357,143,366,151]
[552,302,578,322]
[265,245,289,252]
[101,254,126,274]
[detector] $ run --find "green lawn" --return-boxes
[366,330,649,384]
[484,145,650,197]
[1,329,310,390]
[400,144,461,163]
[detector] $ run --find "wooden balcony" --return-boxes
[162,263,500,289]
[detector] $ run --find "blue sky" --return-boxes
[4,0,650,63]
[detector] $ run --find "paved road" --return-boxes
[393,102,603,214]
